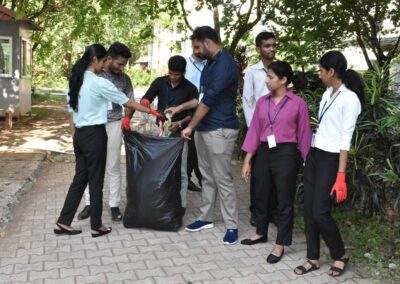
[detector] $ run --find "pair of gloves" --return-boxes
[121,98,164,131]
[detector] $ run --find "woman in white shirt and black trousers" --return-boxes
[54,44,162,237]
[294,51,364,277]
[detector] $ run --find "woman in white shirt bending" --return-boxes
[294,51,364,277]
[54,44,162,238]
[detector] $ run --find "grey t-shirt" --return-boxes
[99,71,134,122]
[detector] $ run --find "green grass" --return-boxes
[294,208,400,281]
[32,92,66,103]
[31,106,50,117]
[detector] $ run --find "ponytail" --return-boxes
[343,69,365,105]
[320,50,365,106]
[68,44,107,112]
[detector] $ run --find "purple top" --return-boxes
[241,90,312,160]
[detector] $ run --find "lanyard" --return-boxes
[318,91,341,125]
[267,96,289,129]
[189,57,204,73]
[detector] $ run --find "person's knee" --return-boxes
[312,208,330,225]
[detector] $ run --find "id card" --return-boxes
[267,135,277,148]
[198,93,204,103]
[107,102,113,111]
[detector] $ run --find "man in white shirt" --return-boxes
[242,31,277,226]
[184,47,207,192]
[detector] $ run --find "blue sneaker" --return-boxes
[185,220,214,232]
[223,229,238,245]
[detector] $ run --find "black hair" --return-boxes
[107,42,131,59]
[68,44,107,112]
[255,31,276,47]
[168,55,187,73]
[319,50,365,105]
[190,26,221,44]
[268,61,293,86]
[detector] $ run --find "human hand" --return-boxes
[121,116,131,131]
[140,98,151,108]
[330,172,347,204]
[241,161,251,181]
[181,126,193,140]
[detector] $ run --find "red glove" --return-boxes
[140,98,150,108]
[330,172,347,204]
[148,108,165,122]
[121,116,131,131]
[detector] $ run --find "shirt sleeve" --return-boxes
[201,60,234,108]
[143,78,161,103]
[296,99,312,161]
[242,69,255,127]
[241,99,262,154]
[339,95,361,151]
[96,77,129,106]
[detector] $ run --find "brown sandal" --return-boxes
[328,257,349,277]
[294,260,320,275]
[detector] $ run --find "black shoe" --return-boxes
[111,207,122,221]
[250,214,256,227]
[188,180,201,192]
[91,226,112,238]
[240,235,268,245]
[267,248,284,264]
[54,223,82,235]
[77,205,90,220]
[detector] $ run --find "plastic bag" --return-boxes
[123,131,184,231]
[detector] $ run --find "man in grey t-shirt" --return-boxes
[77,42,134,221]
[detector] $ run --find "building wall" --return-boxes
[18,25,32,114]
[0,21,21,116]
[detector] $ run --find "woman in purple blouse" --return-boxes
[241,61,312,263]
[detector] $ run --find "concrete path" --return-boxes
[0,160,375,283]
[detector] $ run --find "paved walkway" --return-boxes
[0,160,374,283]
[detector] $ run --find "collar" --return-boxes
[266,89,295,100]
[190,55,206,65]
[166,76,184,89]
[327,84,346,97]
[255,61,266,70]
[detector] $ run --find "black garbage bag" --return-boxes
[123,131,184,231]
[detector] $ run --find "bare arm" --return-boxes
[124,99,150,113]
[69,115,75,136]
[165,98,199,116]
[338,150,348,172]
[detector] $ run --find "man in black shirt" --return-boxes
[140,55,199,211]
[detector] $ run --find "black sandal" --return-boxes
[54,223,82,235]
[294,260,320,275]
[91,226,112,238]
[328,257,349,277]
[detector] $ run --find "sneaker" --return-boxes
[77,205,90,220]
[223,229,238,245]
[185,220,214,232]
[111,207,122,221]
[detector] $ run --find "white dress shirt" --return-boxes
[242,61,269,126]
[314,84,361,153]
[185,55,206,91]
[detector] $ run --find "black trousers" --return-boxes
[254,143,301,245]
[303,147,345,260]
[249,150,278,221]
[57,125,107,229]
[187,132,202,184]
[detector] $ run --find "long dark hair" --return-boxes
[319,50,365,105]
[68,44,107,112]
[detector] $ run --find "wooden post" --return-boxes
[4,109,13,130]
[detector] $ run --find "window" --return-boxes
[0,37,12,76]
[21,39,32,77]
